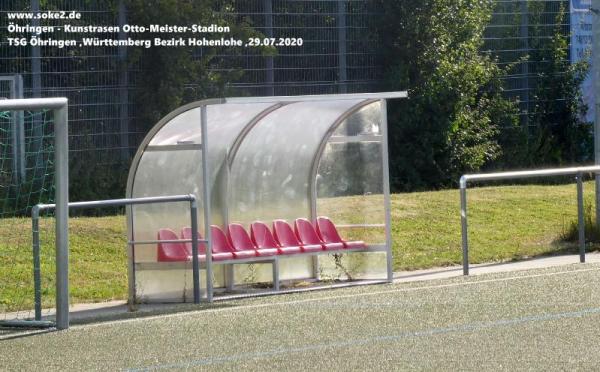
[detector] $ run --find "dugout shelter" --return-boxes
[126,92,406,302]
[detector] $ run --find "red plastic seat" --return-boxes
[181,227,236,261]
[157,228,190,262]
[180,227,207,256]
[208,225,238,261]
[251,221,302,255]
[228,223,278,257]
[295,218,344,251]
[273,220,323,253]
[316,217,366,250]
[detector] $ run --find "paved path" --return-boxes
[394,252,600,282]
[6,253,600,324]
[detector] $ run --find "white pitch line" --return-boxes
[128,306,600,370]
[76,265,600,330]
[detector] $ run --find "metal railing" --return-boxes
[25,194,204,329]
[460,165,600,275]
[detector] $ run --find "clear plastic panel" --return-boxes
[317,141,385,242]
[135,266,226,302]
[226,99,372,283]
[332,100,381,136]
[148,103,275,146]
[228,99,368,224]
[316,136,386,280]
[146,103,278,228]
[148,107,201,146]
[131,149,204,263]
[316,252,388,281]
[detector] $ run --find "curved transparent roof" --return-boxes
[228,99,371,223]
[127,95,395,261]
[148,102,276,147]
[333,100,382,137]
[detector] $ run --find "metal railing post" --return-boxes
[460,166,600,273]
[28,194,204,329]
[189,197,201,303]
[594,0,600,231]
[577,173,586,263]
[32,205,42,321]
[126,202,137,312]
[460,176,469,276]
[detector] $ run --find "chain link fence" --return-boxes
[484,0,571,124]
[1,0,381,173]
[0,0,575,186]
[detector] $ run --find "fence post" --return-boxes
[460,176,469,275]
[337,0,347,93]
[118,0,129,161]
[577,173,586,263]
[593,0,600,230]
[32,205,42,321]
[31,0,43,179]
[263,0,274,95]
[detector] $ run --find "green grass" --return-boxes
[0,216,128,312]
[319,181,599,270]
[1,182,597,311]
[393,182,599,270]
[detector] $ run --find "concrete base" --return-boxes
[394,252,600,283]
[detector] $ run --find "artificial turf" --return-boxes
[2,263,600,370]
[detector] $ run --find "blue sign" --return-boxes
[572,0,591,11]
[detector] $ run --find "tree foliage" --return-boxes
[376,0,520,191]
[524,2,592,165]
[126,0,269,130]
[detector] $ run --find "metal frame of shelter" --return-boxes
[126,92,407,303]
